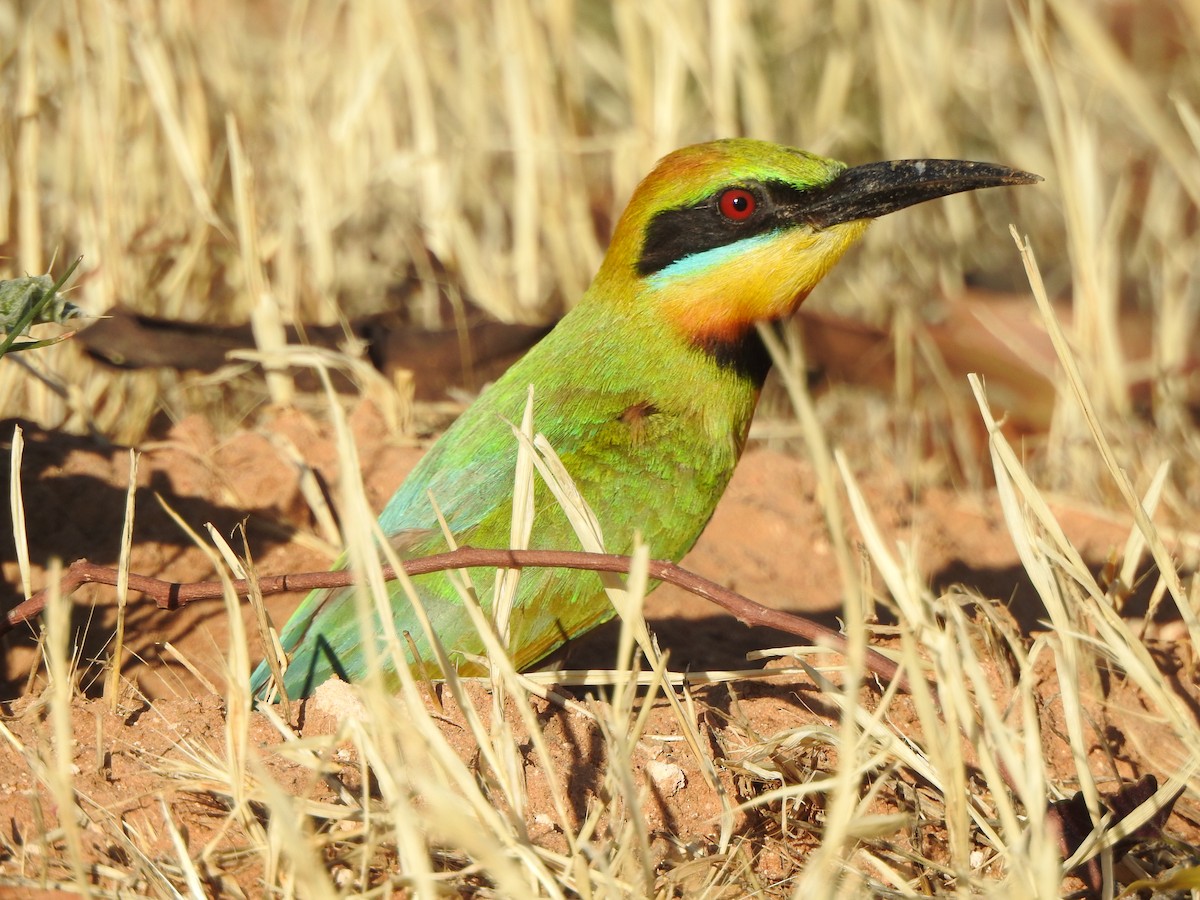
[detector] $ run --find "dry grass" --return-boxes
[3,0,1200,896]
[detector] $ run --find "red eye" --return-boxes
[718,188,757,221]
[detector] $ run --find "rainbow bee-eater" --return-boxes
[251,139,1038,699]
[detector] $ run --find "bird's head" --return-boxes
[594,138,1039,356]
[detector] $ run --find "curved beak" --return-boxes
[797,159,1042,228]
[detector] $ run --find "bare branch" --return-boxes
[8,548,905,687]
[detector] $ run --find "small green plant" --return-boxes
[0,256,84,358]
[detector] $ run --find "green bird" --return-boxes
[251,139,1038,700]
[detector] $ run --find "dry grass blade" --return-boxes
[1010,227,1200,651]
[42,559,90,890]
[518,423,738,852]
[104,450,138,710]
[8,425,31,599]
[757,322,858,617]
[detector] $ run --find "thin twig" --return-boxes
[7,548,906,687]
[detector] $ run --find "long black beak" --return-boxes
[799,159,1042,228]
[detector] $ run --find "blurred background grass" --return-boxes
[0,0,1197,487]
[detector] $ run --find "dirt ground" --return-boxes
[2,398,1197,894]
